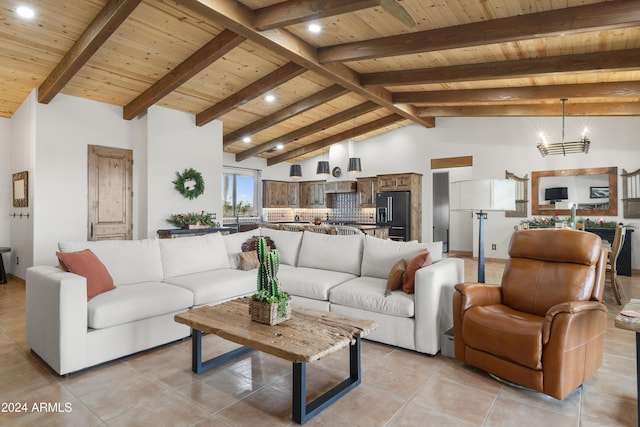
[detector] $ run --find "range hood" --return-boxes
[324,181,357,193]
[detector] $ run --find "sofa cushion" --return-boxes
[87,282,193,329]
[58,239,163,286]
[56,249,115,300]
[297,232,364,276]
[163,268,255,306]
[403,250,433,294]
[386,259,406,294]
[223,229,260,269]
[360,236,442,279]
[160,233,229,278]
[258,227,303,266]
[278,267,357,300]
[330,277,415,318]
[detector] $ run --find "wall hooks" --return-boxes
[9,212,30,219]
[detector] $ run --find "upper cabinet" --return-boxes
[287,182,299,207]
[263,180,288,208]
[377,173,421,191]
[357,177,377,208]
[299,180,326,208]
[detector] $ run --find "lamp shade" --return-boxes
[347,157,362,173]
[316,160,330,175]
[289,164,302,178]
[450,179,516,212]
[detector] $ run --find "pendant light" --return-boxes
[537,98,590,157]
[347,117,362,173]
[289,151,302,178]
[316,128,330,175]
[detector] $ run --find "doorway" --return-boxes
[87,145,133,240]
[432,172,450,252]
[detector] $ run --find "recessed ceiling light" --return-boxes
[276,143,284,150]
[265,94,275,103]
[308,23,322,34]
[243,136,251,143]
[16,6,35,19]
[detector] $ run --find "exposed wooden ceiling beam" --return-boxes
[196,62,306,126]
[224,85,348,146]
[361,49,640,87]
[266,114,405,165]
[178,0,435,129]
[123,29,245,120]
[319,1,640,63]
[235,101,380,162]
[394,82,640,104]
[38,0,142,104]
[254,0,379,30]
[416,102,640,117]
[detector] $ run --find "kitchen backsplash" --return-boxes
[264,193,376,223]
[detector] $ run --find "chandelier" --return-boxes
[537,98,590,157]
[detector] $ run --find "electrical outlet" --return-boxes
[491,244,497,250]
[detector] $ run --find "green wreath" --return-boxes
[172,168,205,200]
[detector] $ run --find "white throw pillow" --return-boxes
[297,231,364,276]
[159,233,230,278]
[58,239,163,286]
[360,235,443,279]
[258,227,303,266]
[223,229,261,269]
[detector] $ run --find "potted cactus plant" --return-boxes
[249,236,291,325]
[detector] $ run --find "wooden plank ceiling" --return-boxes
[2,0,640,164]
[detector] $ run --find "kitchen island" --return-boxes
[264,222,389,239]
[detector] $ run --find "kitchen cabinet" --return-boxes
[263,180,299,208]
[377,173,420,191]
[299,180,326,208]
[287,182,299,207]
[263,180,288,208]
[376,173,422,242]
[357,177,377,208]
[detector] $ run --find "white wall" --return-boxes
[146,106,223,236]
[8,91,36,278]
[0,117,11,273]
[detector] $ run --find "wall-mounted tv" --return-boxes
[545,187,568,203]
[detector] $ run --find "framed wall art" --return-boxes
[12,171,28,207]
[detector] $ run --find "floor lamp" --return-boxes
[450,179,516,283]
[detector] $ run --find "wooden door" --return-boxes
[88,145,133,240]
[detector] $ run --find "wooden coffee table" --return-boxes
[174,298,376,424]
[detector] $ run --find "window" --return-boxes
[222,167,260,217]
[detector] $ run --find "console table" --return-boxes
[586,228,634,276]
[156,227,234,239]
[0,247,10,284]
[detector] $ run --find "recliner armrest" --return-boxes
[454,283,502,311]
[541,300,607,344]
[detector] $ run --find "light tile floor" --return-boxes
[0,259,637,426]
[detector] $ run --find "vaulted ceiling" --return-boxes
[2,0,640,165]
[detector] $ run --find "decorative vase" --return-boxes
[249,299,291,325]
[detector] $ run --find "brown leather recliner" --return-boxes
[453,228,607,400]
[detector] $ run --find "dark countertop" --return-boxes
[157,227,235,237]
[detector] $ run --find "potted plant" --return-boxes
[249,236,291,325]
[167,211,217,229]
[313,216,322,225]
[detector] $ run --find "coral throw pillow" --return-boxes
[402,250,432,294]
[56,249,116,300]
[385,258,407,296]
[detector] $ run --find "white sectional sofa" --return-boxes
[26,227,464,375]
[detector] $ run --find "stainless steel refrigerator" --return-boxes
[376,191,411,241]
